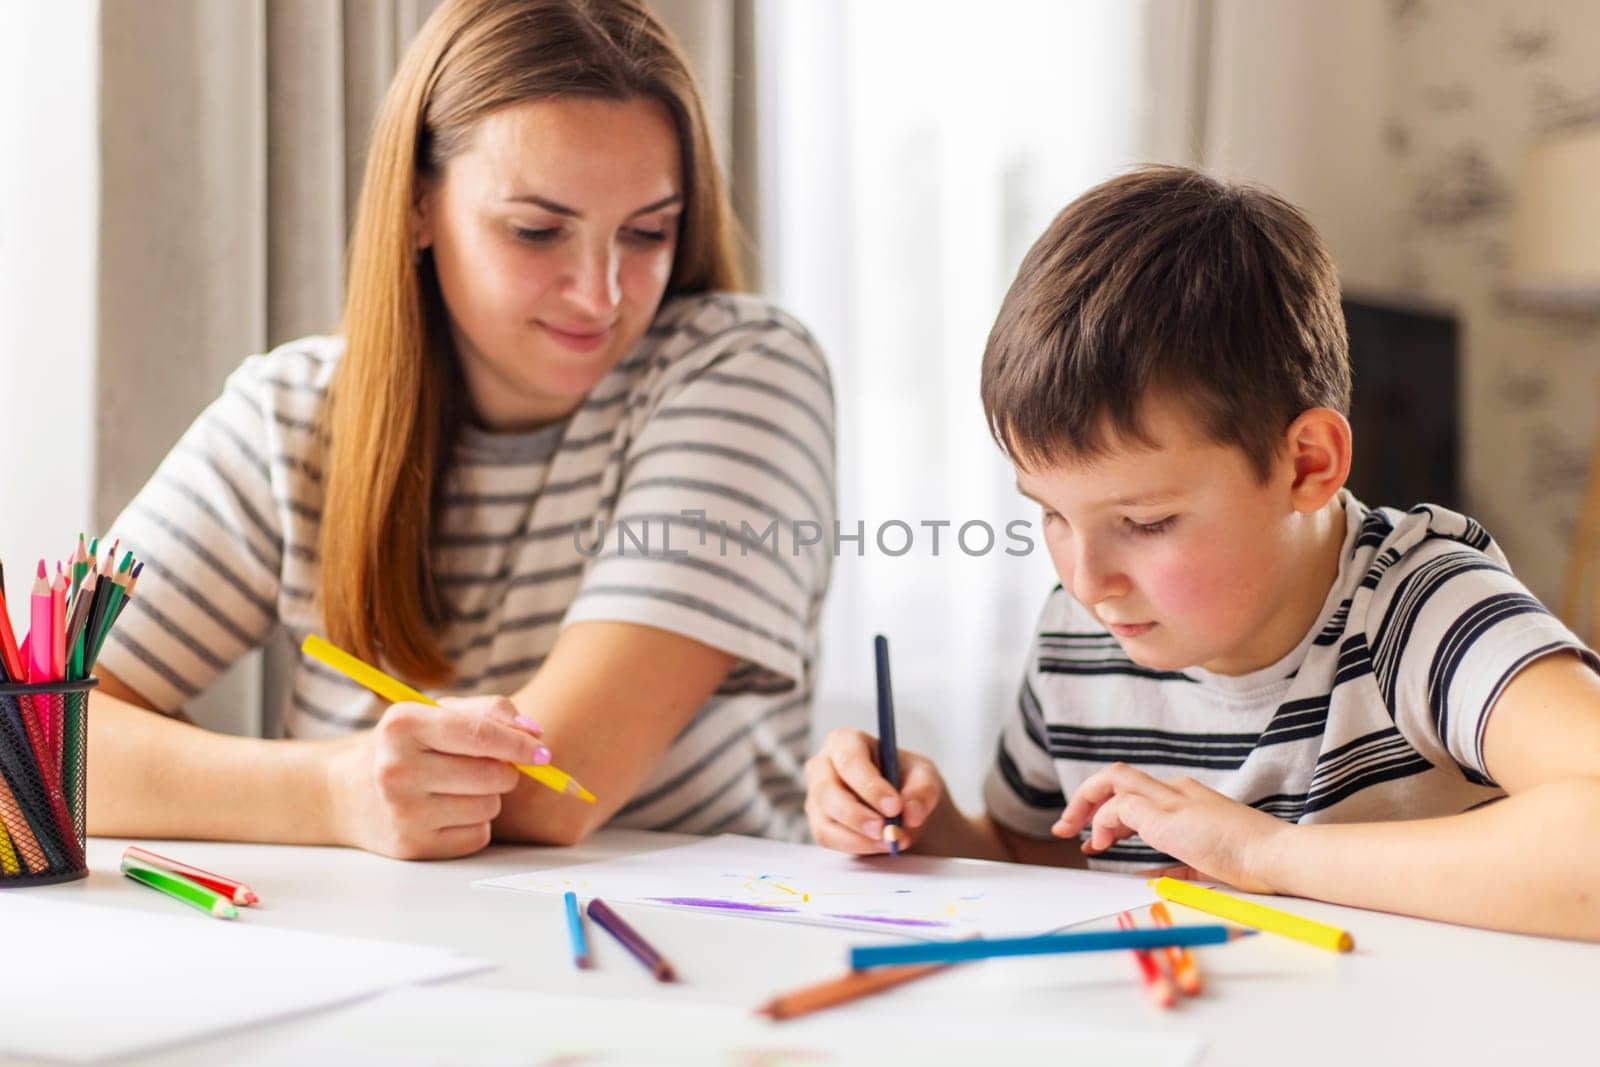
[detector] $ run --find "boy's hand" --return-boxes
[1052,763,1290,893]
[804,728,947,854]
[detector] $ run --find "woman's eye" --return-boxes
[1127,516,1176,536]
[512,226,561,243]
[624,227,670,244]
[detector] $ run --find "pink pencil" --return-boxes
[29,561,52,683]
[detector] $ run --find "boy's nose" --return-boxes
[1069,546,1129,606]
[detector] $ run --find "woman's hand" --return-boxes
[803,728,947,854]
[1052,762,1291,893]
[327,696,551,860]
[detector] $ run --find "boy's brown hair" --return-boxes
[981,165,1350,481]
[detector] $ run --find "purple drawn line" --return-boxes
[650,897,799,914]
[825,913,950,928]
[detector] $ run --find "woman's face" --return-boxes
[417,96,683,431]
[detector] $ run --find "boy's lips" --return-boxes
[1104,621,1156,638]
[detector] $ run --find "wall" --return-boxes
[1206,0,1600,609]
[1387,0,1600,606]
[0,3,100,638]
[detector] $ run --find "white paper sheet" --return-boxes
[477,834,1157,939]
[235,985,1204,1066]
[0,894,492,1063]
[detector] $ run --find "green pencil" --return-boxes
[121,856,238,919]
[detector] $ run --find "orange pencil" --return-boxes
[757,961,953,1021]
[1117,911,1176,1009]
[1151,900,1203,995]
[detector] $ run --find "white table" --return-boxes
[21,832,1598,1064]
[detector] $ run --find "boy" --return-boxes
[804,166,1600,939]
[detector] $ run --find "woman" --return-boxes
[87,0,834,859]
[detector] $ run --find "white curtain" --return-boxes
[756,0,1212,805]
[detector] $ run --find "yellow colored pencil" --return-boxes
[301,634,596,803]
[0,821,19,875]
[1149,877,1354,953]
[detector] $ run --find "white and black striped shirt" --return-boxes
[99,292,835,841]
[984,492,1597,870]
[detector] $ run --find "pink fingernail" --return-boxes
[514,715,543,735]
[530,745,552,765]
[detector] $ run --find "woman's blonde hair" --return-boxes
[323,0,743,684]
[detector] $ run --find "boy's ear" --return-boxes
[1283,407,1352,512]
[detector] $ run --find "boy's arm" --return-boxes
[1056,651,1600,940]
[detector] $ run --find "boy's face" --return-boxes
[1016,393,1313,676]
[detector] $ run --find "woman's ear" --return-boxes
[412,178,436,254]
[1283,407,1353,512]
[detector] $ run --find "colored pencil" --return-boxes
[0,773,47,874]
[1149,877,1354,953]
[848,924,1253,969]
[68,534,88,605]
[0,699,73,870]
[122,845,259,906]
[872,634,903,855]
[1117,911,1177,1009]
[757,960,952,1020]
[563,891,592,969]
[49,563,66,683]
[1151,900,1203,995]
[0,562,25,682]
[64,569,95,680]
[586,897,675,981]
[300,634,596,803]
[28,561,52,683]
[0,820,18,875]
[121,855,238,919]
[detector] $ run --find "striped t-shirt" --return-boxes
[984,491,1597,871]
[98,292,836,841]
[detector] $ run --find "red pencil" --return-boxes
[122,846,260,905]
[0,561,26,682]
[1117,911,1176,1009]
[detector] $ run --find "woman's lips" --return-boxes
[538,321,612,353]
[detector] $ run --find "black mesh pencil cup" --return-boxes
[0,678,94,886]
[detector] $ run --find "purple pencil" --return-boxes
[587,897,676,982]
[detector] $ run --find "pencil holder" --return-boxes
[0,678,94,886]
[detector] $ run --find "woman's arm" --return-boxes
[88,667,549,858]
[493,620,736,846]
[87,670,342,843]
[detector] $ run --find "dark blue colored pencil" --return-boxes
[872,634,902,856]
[850,925,1255,969]
[563,891,591,969]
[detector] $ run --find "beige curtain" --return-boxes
[93,0,748,736]
[96,0,441,735]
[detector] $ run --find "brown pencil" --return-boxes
[757,961,952,1021]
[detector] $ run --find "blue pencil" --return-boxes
[872,634,902,855]
[849,925,1253,969]
[563,891,592,969]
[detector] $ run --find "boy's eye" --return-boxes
[1127,516,1176,536]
